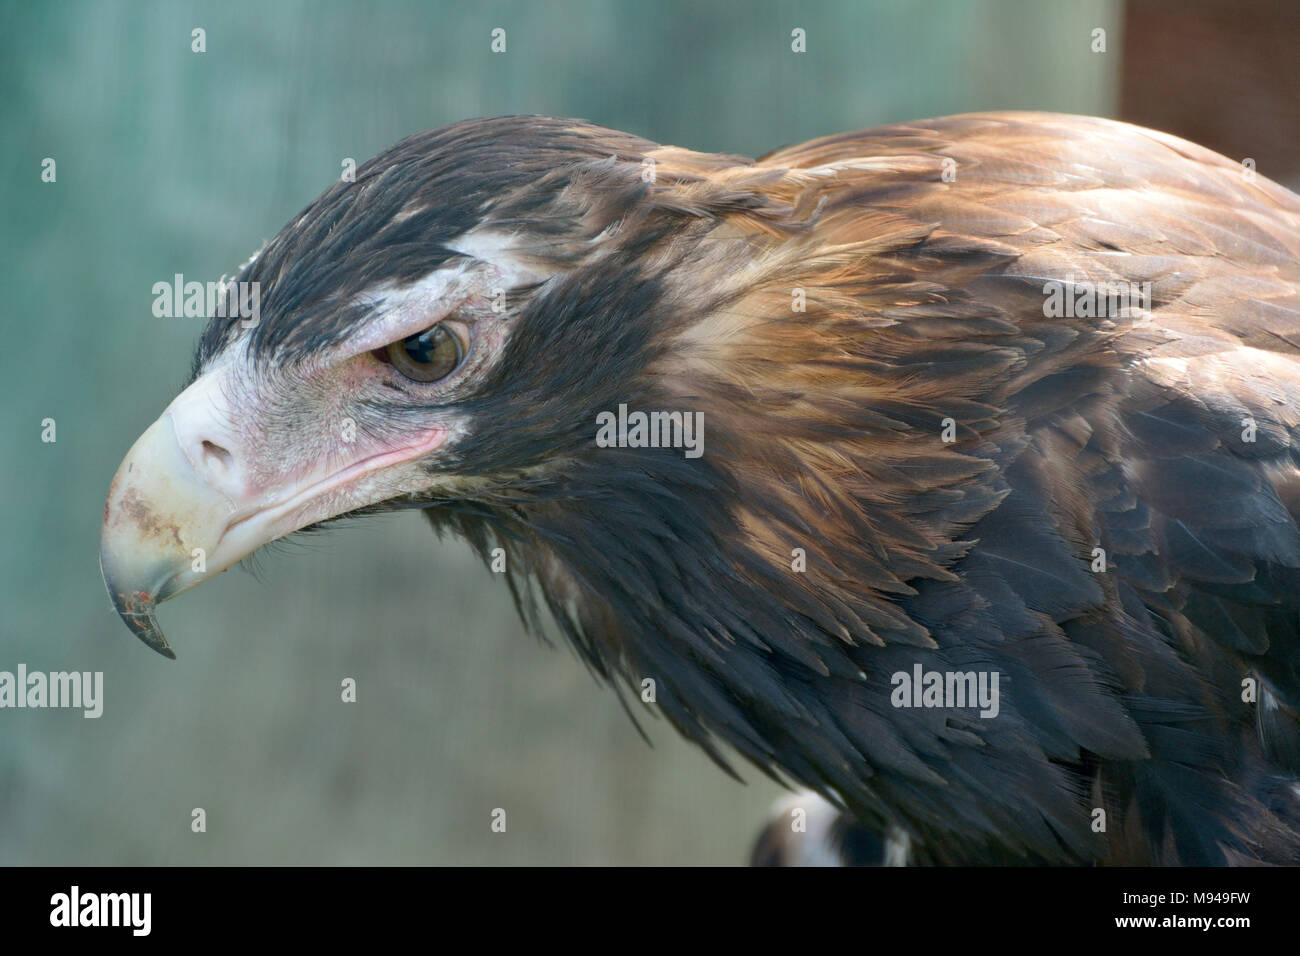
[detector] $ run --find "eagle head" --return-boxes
[100,115,809,674]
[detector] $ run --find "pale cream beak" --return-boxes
[100,367,446,658]
[99,409,237,658]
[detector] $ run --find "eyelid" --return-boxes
[342,289,471,359]
[381,315,469,352]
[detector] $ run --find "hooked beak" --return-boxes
[99,409,232,658]
[100,366,446,658]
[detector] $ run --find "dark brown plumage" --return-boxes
[101,112,1300,864]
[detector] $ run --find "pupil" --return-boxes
[404,328,440,363]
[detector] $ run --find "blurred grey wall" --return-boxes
[0,0,1119,865]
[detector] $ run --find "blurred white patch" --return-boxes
[766,790,844,867]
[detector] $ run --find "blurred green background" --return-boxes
[0,0,1120,864]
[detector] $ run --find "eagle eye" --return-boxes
[382,324,464,383]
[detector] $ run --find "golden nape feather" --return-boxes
[103,112,1300,864]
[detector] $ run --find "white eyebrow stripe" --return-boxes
[448,228,552,284]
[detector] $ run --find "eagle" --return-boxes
[100,112,1300,865]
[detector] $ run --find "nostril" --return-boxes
[200,440,234,473]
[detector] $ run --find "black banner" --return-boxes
[2,865,1284,941]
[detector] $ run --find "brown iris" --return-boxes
[384,324,464,382]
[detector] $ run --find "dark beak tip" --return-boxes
[105,586,178,659]
[127,613,178,660]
